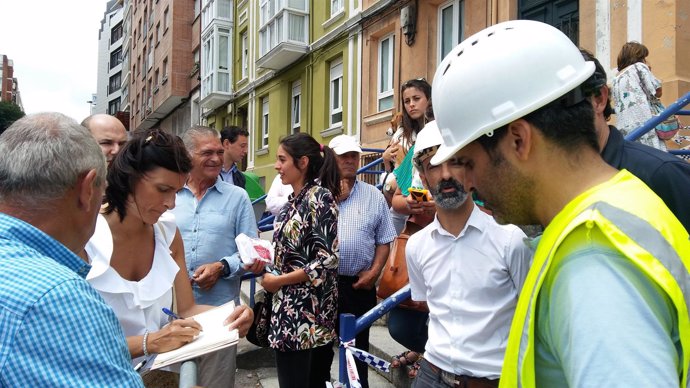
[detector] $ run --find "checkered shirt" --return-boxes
[0,213,143,387]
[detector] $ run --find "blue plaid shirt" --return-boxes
[338,181,397,276]
[0,213,142,387]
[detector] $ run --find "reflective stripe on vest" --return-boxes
[501,171,690,388]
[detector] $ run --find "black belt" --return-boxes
[425,359,499,388]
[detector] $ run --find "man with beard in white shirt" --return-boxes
[406,121,532,388]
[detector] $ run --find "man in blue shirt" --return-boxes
[582,49,690,232]
[329,134,397,388]
[0,113,143,387]
[174,126,264,306]
[219,125,249,189]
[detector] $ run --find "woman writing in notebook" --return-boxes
[82,129,254,386]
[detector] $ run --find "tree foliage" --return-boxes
[0,101,25,135]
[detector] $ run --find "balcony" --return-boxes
[256,6,308,70]
[200,26,233,110]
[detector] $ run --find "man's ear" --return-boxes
[77,169,100,212]
[591,86,609,116]
[506,119,533,161]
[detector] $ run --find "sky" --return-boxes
[0,1,109,121]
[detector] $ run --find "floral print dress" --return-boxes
[269,182,339,351]
[611,62,667,151]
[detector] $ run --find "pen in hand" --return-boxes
[162,307,182,321]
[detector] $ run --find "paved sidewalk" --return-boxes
[238,279,413,387]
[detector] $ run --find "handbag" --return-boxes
[634,64,681,141]
[377,219,427,311]
[650,98,681,140]
[246,289,273,348]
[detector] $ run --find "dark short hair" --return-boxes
[105,128,192,221]
[580,48,613,121]
[220,126,249,144]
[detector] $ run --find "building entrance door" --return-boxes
[519,0,579,44]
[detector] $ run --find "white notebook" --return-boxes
[150,301,240,370]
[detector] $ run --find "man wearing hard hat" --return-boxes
[430,20,690,388]
[406,121,532,388]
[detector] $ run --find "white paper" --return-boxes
[151,301,239,370]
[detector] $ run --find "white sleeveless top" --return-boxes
[86,211,179,366]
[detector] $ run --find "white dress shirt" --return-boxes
[406,203,532,378]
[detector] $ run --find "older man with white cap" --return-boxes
[329,134,397,388]
[406,121,532,388]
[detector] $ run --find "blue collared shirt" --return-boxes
[173,178,257,306]
[0,213,143,387]
[219,164,238,185]
[338,181,397,276]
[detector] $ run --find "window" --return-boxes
[109,72,122,94]
[378,34,394,111]
[201,27,231,99]
[241,31,248,79]
[291,80,301,132]
[261,97,269,148]
[258,0,308,57]
[329,58,343,126]
[330,0,343,17]
[155,23,161,44]
[162,57,168,78]
[108,98,121,115]
[111,22,123,44]
[438,0,464,62]
[148,36,154,71]
[110,47,123,70]
[154,69,160,88]
[194,0,201,17]
[163,7,169,32]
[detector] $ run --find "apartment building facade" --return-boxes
[93,1,125,117]
[360,0,690,149]
[0,54,22,110]
[102,0,688,189]
[122,0,201,135]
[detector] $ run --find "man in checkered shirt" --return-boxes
[0,113,142,387]
[329,134,397,388]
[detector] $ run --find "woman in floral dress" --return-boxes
[261,132,341,388]
[611,41,667,151]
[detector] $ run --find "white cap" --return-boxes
[413,120,443,168]
[329,135,362,155]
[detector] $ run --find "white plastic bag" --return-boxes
[235,233,274,265]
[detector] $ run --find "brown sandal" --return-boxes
[407,357,422,379]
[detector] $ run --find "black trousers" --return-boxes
[275,343,334,388]
[337,275,378,388]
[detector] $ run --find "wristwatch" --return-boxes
[220,259,231,277]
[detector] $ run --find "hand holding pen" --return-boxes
[141,308,202,355]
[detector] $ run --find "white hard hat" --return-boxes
[431,20,595,165]
[413,120,443,168]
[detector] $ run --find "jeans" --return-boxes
[387,306,428,353]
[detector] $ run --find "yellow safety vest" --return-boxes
[500,170,690,388]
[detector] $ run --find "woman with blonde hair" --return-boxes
[611,41,667,150]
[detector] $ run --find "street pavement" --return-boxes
[237,278,411,388]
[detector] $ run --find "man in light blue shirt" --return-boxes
[0,113,143,387]
[174,126,263,307]
[329,134,397,388]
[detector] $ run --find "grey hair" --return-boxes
[0,112,107,208]
[181,126,220,154]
